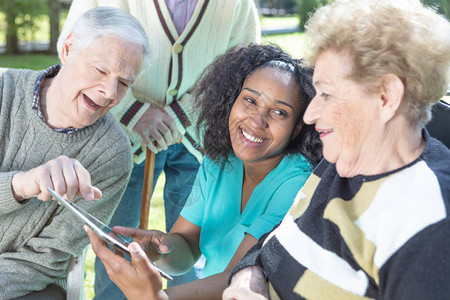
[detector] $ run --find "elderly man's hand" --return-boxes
[133,105,181,154]
[11,155,102,202]
[86,226,169,300]
[223,267,269,300]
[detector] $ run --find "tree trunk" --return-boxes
[5,7,20,54]
[48,0,60,53]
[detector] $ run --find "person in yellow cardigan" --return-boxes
[58,0,260,297]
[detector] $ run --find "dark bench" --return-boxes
[426,100,450,149]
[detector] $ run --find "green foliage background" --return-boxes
[0,0,449,297]
[295,0,450,32]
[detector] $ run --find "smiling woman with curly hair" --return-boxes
[86,43,322,300]
[193,43,322,167]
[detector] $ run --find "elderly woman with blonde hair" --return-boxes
[224,0,450,299]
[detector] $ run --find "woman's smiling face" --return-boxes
[228,67,303,165]
[303,49,384,177]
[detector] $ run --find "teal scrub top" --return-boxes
[180,153,312,277]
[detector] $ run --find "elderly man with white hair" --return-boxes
[0,7,148,299]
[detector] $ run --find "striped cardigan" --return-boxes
[232,133,450,300]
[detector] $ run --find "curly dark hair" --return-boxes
[193,43,323,167]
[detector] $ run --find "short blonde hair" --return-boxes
[304,0,450,126]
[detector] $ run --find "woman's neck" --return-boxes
[337,117,426,177]
[241,155,284,213]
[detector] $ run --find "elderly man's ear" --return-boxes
[60,33,76,65]
[379,73,405,123]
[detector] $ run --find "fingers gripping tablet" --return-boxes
[46,187,173,280]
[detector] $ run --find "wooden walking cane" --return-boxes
[138,138,182,230]
[139,148,156,230]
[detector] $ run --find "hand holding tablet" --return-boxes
[46,186,173,281]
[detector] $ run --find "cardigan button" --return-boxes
[173,44,183,54]
[168,89,178,96]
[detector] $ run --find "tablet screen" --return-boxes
[46,187,173,280]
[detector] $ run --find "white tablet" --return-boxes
[46,186,173,280]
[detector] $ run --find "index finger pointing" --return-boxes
[73,161,99,201]
[112,226,146,239]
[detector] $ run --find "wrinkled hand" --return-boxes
[222,267,269,300]
[112,226,174,262]
[133,106,181,154]
[11,155,102,202]
[222,287,270,300]
[86,226,168,300]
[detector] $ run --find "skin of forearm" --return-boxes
[230,266,269,297]
[154,233,198,275]
[165,271,231,300]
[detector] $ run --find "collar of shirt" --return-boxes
[165,0,198,35]
[32,64,79,134]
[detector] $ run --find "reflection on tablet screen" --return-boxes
[71,201,130,246]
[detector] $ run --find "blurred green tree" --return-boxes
[296,0,332,31]
[0,0,48,53]
[296,0,448,33]
[0,0,64,54]
[422,0,449,19]
[48,0,60,52]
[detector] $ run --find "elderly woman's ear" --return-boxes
[379,73,405,123]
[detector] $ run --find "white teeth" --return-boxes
[85,95,99,108]
[87,99,96,107]
[319,129,333,134]
[242,129,264,143]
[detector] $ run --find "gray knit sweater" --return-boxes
[0,68,133,299]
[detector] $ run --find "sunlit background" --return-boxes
[0,0,448,298]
